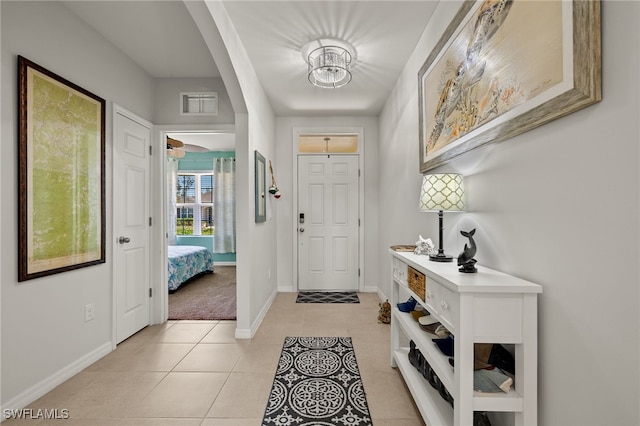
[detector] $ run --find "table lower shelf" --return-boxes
[393,348,454,426]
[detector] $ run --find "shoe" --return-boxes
[397,297,417,312]
[432,335,454,357]
[410,310,425,321]
[419,321,441,334]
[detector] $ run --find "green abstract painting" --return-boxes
[19,56,105,281]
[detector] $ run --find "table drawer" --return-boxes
[392,258,407,285]
[424,280,458,333]
[437,285,459,332]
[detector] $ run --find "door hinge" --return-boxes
[149,145,152,155]
[358,268,361,277]
[358,219,361,227]
[149,217,152,226]
[149,288,153,297]
[358,169,361,177]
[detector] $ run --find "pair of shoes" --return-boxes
[397,297,417,313]
[433,335,454,357]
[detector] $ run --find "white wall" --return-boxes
[379,1,640,425]
[153,77,234,125]
[192,0,278,336]
[274,116,379,292]
[1,1,154,407]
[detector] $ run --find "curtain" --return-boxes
[167,158,179,246]
[214,157,236,253]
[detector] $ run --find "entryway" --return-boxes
[295,130,363,292]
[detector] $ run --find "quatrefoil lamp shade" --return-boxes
[419,174,465,262]
[307,45,352,89]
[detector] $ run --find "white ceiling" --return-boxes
[64,1,438,116]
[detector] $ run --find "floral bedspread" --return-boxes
[168,245,214,291]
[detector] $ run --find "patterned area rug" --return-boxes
[296,292,360,304]
[262,337,372,426]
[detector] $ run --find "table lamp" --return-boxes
[419,173,465,262]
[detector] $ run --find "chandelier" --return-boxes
[305,41,353,89]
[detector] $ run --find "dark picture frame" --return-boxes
[18,56,106,281]
[418,0,601,172]
[254,150,266,223]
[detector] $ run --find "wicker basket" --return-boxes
[408,267,426,301]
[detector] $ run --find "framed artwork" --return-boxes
[255,150,266,223]
[418,0,601,172]
[18,56,106,281]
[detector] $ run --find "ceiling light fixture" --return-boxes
[167,137,186,159]
[303,39,354,89]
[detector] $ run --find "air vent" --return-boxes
[180,92,218,116]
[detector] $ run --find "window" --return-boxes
[176,173,214,235]
[298,134,358,153]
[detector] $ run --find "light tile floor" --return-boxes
[4,293,424,425]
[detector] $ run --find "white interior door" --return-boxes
[298,155,359,291]
[114,109,151,343]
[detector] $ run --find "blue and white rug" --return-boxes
[262,337,372,426]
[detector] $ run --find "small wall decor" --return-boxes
[254,150,266,222]
[18,56,106,281]
[418,0,601,172]
[268,160,281,199]
[457,229,478,273]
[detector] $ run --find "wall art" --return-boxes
[418,0,601,172]
[18,56,105,281]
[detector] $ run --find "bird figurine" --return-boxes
[458,229,478,273]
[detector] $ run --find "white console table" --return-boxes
[389,250,542,426]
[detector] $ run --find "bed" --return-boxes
[168,245,214,292]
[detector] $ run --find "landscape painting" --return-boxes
[18,56,105,281]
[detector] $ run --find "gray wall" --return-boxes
[378,1,639,424]
[1,1,154,406]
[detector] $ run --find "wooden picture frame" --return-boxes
[255,150,266,223]
[18,56,106,281]
[418,0,601,172]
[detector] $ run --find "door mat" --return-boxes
[262,337,372,426]
[295,291,360,304]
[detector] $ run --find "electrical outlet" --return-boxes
[85,303,95,322]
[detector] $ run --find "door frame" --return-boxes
[111,104,153,348]
[292,127,365,292]
[153,124,235,325]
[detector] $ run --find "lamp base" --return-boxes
[429,253,453,262]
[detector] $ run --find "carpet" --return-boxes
[296,291,360,304]
[168,266,236,320]
[262,337,372,426]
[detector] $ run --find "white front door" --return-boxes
[298,155,359,291]
[113,108,151,343]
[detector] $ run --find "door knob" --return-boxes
[299,228,305,233]
[118,236,131,244]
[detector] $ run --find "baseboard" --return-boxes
[362,285,379,294]
[277,285,295,292]
[234,287,277,339]
[1,342,112,417]
[214,261,236,266]
[377,287,388,302]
